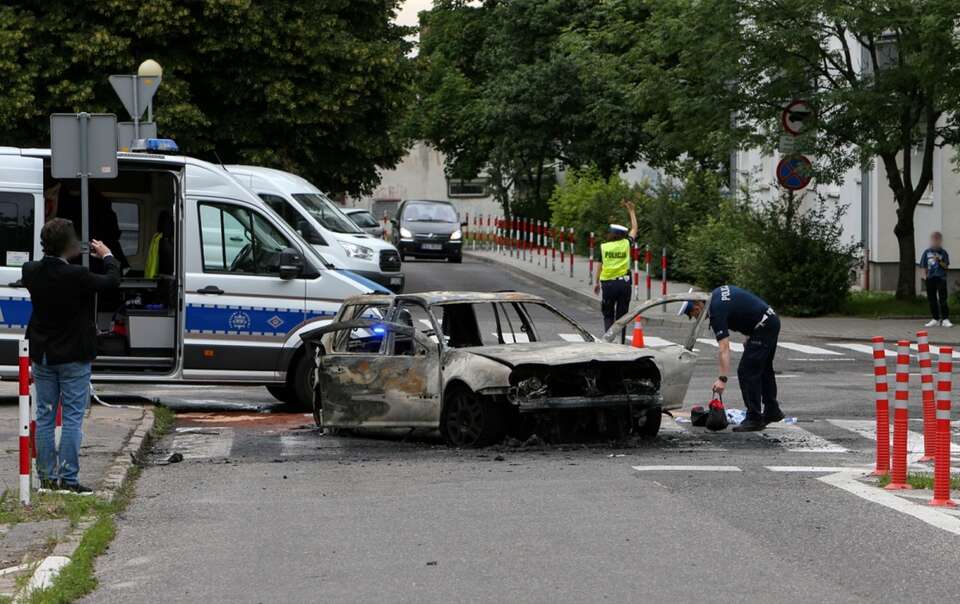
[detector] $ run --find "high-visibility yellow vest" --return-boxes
[599,239,631,281]
[144,233,162,279]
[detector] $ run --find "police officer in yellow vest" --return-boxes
[593,200,638,334]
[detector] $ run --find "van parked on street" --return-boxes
[226,166,404,292]
[0,145,383,409]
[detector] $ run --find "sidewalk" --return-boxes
[0,387,148,597]
[466,248,960,345]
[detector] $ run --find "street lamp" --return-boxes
[137,59,162,123]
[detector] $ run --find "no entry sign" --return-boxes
[776,155,812,190]
[781,100,814,136]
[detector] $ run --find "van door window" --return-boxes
[199,202,295,276]
[112,201,140,258]
[0,192,34,267]
[259,193,326,245]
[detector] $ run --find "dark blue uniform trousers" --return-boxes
[737,315,782,423]
[601,278,631,339]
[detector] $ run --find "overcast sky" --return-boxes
[396,0,431,28]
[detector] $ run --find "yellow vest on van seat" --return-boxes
[599,239,630,281]
[144,233,162,279]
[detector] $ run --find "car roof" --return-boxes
[403,199,454,206]
[225,164,320,195]
[343,208,370,214]
[397,291,546,305]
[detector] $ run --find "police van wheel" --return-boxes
[266,384,294,404]
[290,352,317,412]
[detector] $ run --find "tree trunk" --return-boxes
[893,200,916,299]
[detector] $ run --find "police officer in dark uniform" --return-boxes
[593,200,638,335]
[682,285,785,431]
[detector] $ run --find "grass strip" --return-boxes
[837,291,930,318]
[877,472,960,490]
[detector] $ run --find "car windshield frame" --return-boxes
[292,193,364,234]
[402,202,459,224]
[349,211,379,228]
[428,300,594,349]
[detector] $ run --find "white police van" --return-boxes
[0,143,386,408]
[225,165,404,293]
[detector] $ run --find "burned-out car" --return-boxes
[299,291,710,446]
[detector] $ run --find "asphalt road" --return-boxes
[81,257,960,603]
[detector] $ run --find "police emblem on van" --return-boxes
[229,311,251,331]
[267,315,284,329]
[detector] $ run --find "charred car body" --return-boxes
[300,291,710,446]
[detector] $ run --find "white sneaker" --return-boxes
[942,319,953,328]
[925,319,940,327]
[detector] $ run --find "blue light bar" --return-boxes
[144,138,179,153]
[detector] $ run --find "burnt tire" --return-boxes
[289,349,317,413]
[441,387,505,447]
[636,406,662,439]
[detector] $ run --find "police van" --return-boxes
[225,165,404,293]
[0,144,385,409]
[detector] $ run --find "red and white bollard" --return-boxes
[18,340,30,505]
[568,227,575,278]
[931,346,955,507]
[644,245,652,301]
[660,247,667,297]
[559,227,566,266]
[886,339,911,490]
[917,330,936,462]
[29,370,38,489]
[522,218,528,262]
[535,220,542,266]
[486,214,492,250]
[551,226,557,272]
[55,401,63,451]
[511,218,518,258]
[588,232,595,285]
[871,336,890,476]
[632,242,640,301]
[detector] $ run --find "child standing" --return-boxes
[920,231,951,328]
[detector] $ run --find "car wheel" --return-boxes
[448,254,462,264]
[636,406,662,439]
[265,384,294,404]
[289,350,317,412]
[441,387,505,447]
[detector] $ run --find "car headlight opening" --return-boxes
[399,227,413,239]
[450,229,462,241]
[342,242,374,261]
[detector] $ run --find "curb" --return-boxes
[17,407,156,600]
[466,251,603,311]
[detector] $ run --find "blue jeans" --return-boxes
[32,359,91,485]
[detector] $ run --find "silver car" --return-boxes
[300,291,710,446]
[343,208,385,239]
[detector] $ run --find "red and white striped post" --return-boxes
[18,340,30,505]
[632,242,640,301]
[528,219,535,264]
[535,220,542,266]
[464,212,471,249]
[55,401,63,451]
[588,232,595,285]
[871,336,890,476]
[29,371,37,489]
[886,339,911,490]
[931,346,955,507]
[559,226,566,266]
[511,218,518,257]
[568,227,575,278]
[917,330,936,462]
[542,222,550,274]
[644,245,652,300]
[486,214,492,250]
[523,218,529,262]
[551,226,557,272]
[660,247,667,297]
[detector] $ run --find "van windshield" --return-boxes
[292,193,363,234]
[403,202,458,223]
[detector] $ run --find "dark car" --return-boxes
[392,199,464,263]
[343,208,385,238]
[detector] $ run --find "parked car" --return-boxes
[300,291,710,446]
[391,199,464,263]
[344,208,384,238]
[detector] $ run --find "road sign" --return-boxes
[776,155,813,190]
[117,121,157,151]
[50,113,118,267]
[50,113,118,179]
[109,74,161,120]
[781,100,814,136]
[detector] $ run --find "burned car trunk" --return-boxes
[508,359,661,412]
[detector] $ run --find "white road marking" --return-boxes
[828,343,896,357]
[827,419,926,460]
[787,358,856,362]
[642,336,679,347]
[494,332,530,343]
[697,338,744,353]
[558,333,586,342]
[766,466,863,473]
[632,465,742,472]
[911,343,960,359]
[778,342,842,355]
[819,471,960,536]
[280,434,317,456]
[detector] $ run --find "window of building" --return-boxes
[447,178,489,198]
[0,192,34,267]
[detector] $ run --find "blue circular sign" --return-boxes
[777,155,812,190]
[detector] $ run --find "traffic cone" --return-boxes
[631,317,645,348]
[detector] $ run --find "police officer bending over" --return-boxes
[682,285,785,432]
[593,200,638,335]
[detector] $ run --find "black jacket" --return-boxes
[22,256,122,364]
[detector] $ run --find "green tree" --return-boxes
[412,0,653,217]
[0,0,414,195]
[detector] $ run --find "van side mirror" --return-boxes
[278,248,304,279]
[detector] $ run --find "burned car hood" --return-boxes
[465,342,655,368]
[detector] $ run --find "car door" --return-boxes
[602,294,711,407]
[0,154,42,378]
[182,197,306,381]
[307,318,441,428]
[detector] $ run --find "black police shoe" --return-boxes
[732,419,765,432]
[763,409,786,425]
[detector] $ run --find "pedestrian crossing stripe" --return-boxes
[697,338,744,353]
[778,342,841,355]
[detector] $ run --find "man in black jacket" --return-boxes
[23,218,121,494]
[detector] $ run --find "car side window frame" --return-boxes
[197,201,298,278]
